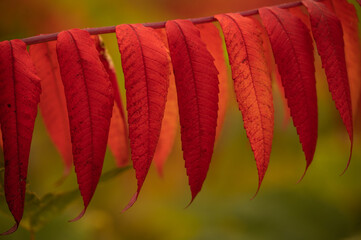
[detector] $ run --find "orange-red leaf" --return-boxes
[116,24,169,210]
[153,29,179,177]
[56,29,114,221]
[198,22,229,141]
[166,19,219,202]
[92,36,129,167]
[330,0,361,120]
[0,40,41,234]
[303,0,353,168]
[29,41,72,175]
[215,13,274,191]
[259,7,317,175]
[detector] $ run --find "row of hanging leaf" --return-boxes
[0,0,360,234]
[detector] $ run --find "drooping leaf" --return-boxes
[152,29,179,177]
[116,24,169,210]
[29,41,73,175]
[0,127,2,149]
[215,13,274,191]
[0,39,41,234]
[330,0,361,120]
[259,7,318,176]
[56,29,114,221]
[198,22,229,141]
[165,19,219,202]
[303,0,353,168]
[92,36,130,167]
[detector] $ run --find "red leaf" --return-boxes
[357,0,361,7]
[92,36,130,167]
[153,29,179,177]
[215,13,274,192]
[165,19,219,202]
[303,0,353,169]
[116,24,169,210]
[56,29,114,221]
[330,0,361,121]
[29,41,73,175]
[0,40,41,234]
[259,7,317,177]
[198,23,229,141]
[0,126,3,149]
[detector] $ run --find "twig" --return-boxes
[20,1,303,45]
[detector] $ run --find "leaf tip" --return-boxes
[297,164,310,184]
[185,197,195,209]
[0,223,18,236]
[155,164,164,178]
[340,142,353,176]
[251,175,264,200]
[68,208,86,222]
[121,192,138,213]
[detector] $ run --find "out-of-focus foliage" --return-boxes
[1,0,361,239]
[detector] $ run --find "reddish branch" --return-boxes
[21,1,303,45]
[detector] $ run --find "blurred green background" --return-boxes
[1,0,361,239]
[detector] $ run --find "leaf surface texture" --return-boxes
[116,24,169,209]
[166,19,219,201]
[56,29,114,220]
[216,13,274,189]
[259,7,318,174]
[0,39,41,234]
[303,0,353,167]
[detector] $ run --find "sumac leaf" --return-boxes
[165,19,219,202]
[0,39,41,234]
[29,41,73,175]
[330,0,361,120]
[303,0,353,168]
[56,29,114,221]
[198,23,229,141]
[215,13,274,191]
[92,36,129,167]
[0,127,3,149]
[116,24,169,210]
[259,7,317,176]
